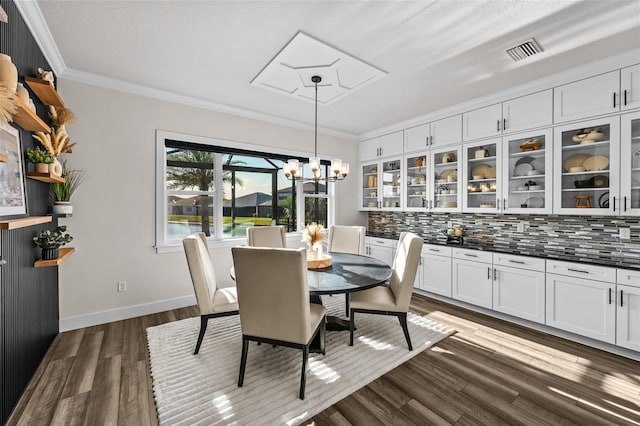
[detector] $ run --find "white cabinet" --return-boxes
[452,249,493,308]
[554,71,620,123]
[359,157,403,210]
[365,237,395,265]
[360,131,404,161]
[404,115,462,153]
[553,117,621,215]
[420,245,453,297]
[492,253,546,324]
[405,153,428,210]
[463,138,501,212]
[621,64,640,111]
[616,268,640,352]
[620,111,640,214]
[463,91,552,141]
[430,145,463,212]
[546,260,616,344]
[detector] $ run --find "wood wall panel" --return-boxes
[1,0,59,422]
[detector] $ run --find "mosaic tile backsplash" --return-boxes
[367,212,640,269]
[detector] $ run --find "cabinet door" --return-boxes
[367,245,394,265]
[431,115,462,147]
[502,90,552,134]
[502,129,553,213]
[422,254,452,297]
[463,139,501,212]
[404,124,429,153]
[546,274,615,344]
[617,284,640,351]
[360,161,380,210]
[621,64,640,111]
[452,259,493,308]
[553,117,620,215]
[493,265,545,324]
[380,131,404,158]
[405,153,428,210]
[360,137,380,161]
[431,145,462,211]
[381,158,403,209]
[620,111,640,214]
[463,103,502,141]
[554,71,620,123]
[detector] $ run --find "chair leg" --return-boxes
[398,313,413,351]
[238,337,249,387]
[349,311,355,346]
[299,346,309,400]
[194,316,208,355]
[345,294,350,317]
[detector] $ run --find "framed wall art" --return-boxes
[0,122,27,218]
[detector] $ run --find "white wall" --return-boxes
[56,80,363,330]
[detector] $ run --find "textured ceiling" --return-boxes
[32,0,640,136]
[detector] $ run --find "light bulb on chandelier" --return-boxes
[283,75,349,183]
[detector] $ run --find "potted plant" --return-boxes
[49,161,85,214]
[26,147,54,173]
[33,226,72,260]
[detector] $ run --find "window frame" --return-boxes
[155,130,335,253]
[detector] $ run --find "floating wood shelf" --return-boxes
[34,247,75,268]
[26,172,65,183]
[24,77,64,107]
[0,153,7,163]
[11,95,51,133]
[0,216,52,230]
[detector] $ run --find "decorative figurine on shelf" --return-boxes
[442,225,466,245]
[37,67,55,87]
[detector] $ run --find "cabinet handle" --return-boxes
[508,259,525,264]
[496,200,500,211]
[609,288,612,305]
[620,289,624,307]
[613,92,617,108]
[568,268,589,274]
[487,267,491,279]
[430,135,434,145]
[425,137,429,146]
[503,198,507,210]
[464,253,478,257]
[429,248,441,252]
[496,120,500,132]
[503,118,507,131]
[613,197,616,212]
[493,268,497,280]
[624,196,627,212]
[624,89,628,106]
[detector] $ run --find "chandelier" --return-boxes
[283,75,349,182]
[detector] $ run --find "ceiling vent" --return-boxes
[506,38,544,62]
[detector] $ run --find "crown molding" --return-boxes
[14,0,66,75]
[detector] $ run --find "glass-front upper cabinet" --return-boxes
[381,158,403,209]
[621,111,640,215]
[360,161,380,210]
[553,117,620,215]
[463,139,501,212]
[431,146,462,211]
[502,129,553,213]
[405,153,428,210]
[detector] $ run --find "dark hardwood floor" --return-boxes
[7,294,640,425]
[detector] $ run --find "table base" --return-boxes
[310,295,354,353]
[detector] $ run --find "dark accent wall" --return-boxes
[1,0,59,423]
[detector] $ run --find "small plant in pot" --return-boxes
[33,226,72,260]
[26,147,54,173]
[50,161,85,215]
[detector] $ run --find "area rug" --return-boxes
[146,295,455,425]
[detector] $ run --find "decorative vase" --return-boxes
[50,159,63,176]
[0,54,18,93]
[35,162,48,173]
[42,247,59,260]
[16,82,29,102]
[52,201,73,215]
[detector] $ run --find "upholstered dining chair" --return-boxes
[183,234,239,355]
[327,225,366,315]
[348,232,423,351]
[232,246,326,400]
[246,225,287,248]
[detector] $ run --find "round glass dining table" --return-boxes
[307,252,392,295]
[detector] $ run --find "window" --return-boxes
[156,131,334,250]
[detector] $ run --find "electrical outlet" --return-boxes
[516,221,525,232]
[620,228,631,240]
[447,221,453,228]
[405,216,411,225]
[117,281,127,292]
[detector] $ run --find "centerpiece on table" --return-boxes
[442,225,466,245]
[302,222,332,269]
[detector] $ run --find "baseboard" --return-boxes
[59,295,197,332]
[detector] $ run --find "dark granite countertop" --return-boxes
[366,232,640,271]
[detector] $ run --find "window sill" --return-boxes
[155,232,304,254]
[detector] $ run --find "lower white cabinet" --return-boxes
[546,273,616,344]
[365,237,395,265]
[617,268,640,352]
[493,264,546,324]
[420,245,452,297]
[452,249,493,309]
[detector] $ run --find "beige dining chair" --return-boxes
[246,225,287,248]
[232,246,326,400]
[327,225,366,315]
[183,234,239,355]
[348,232,423,350]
